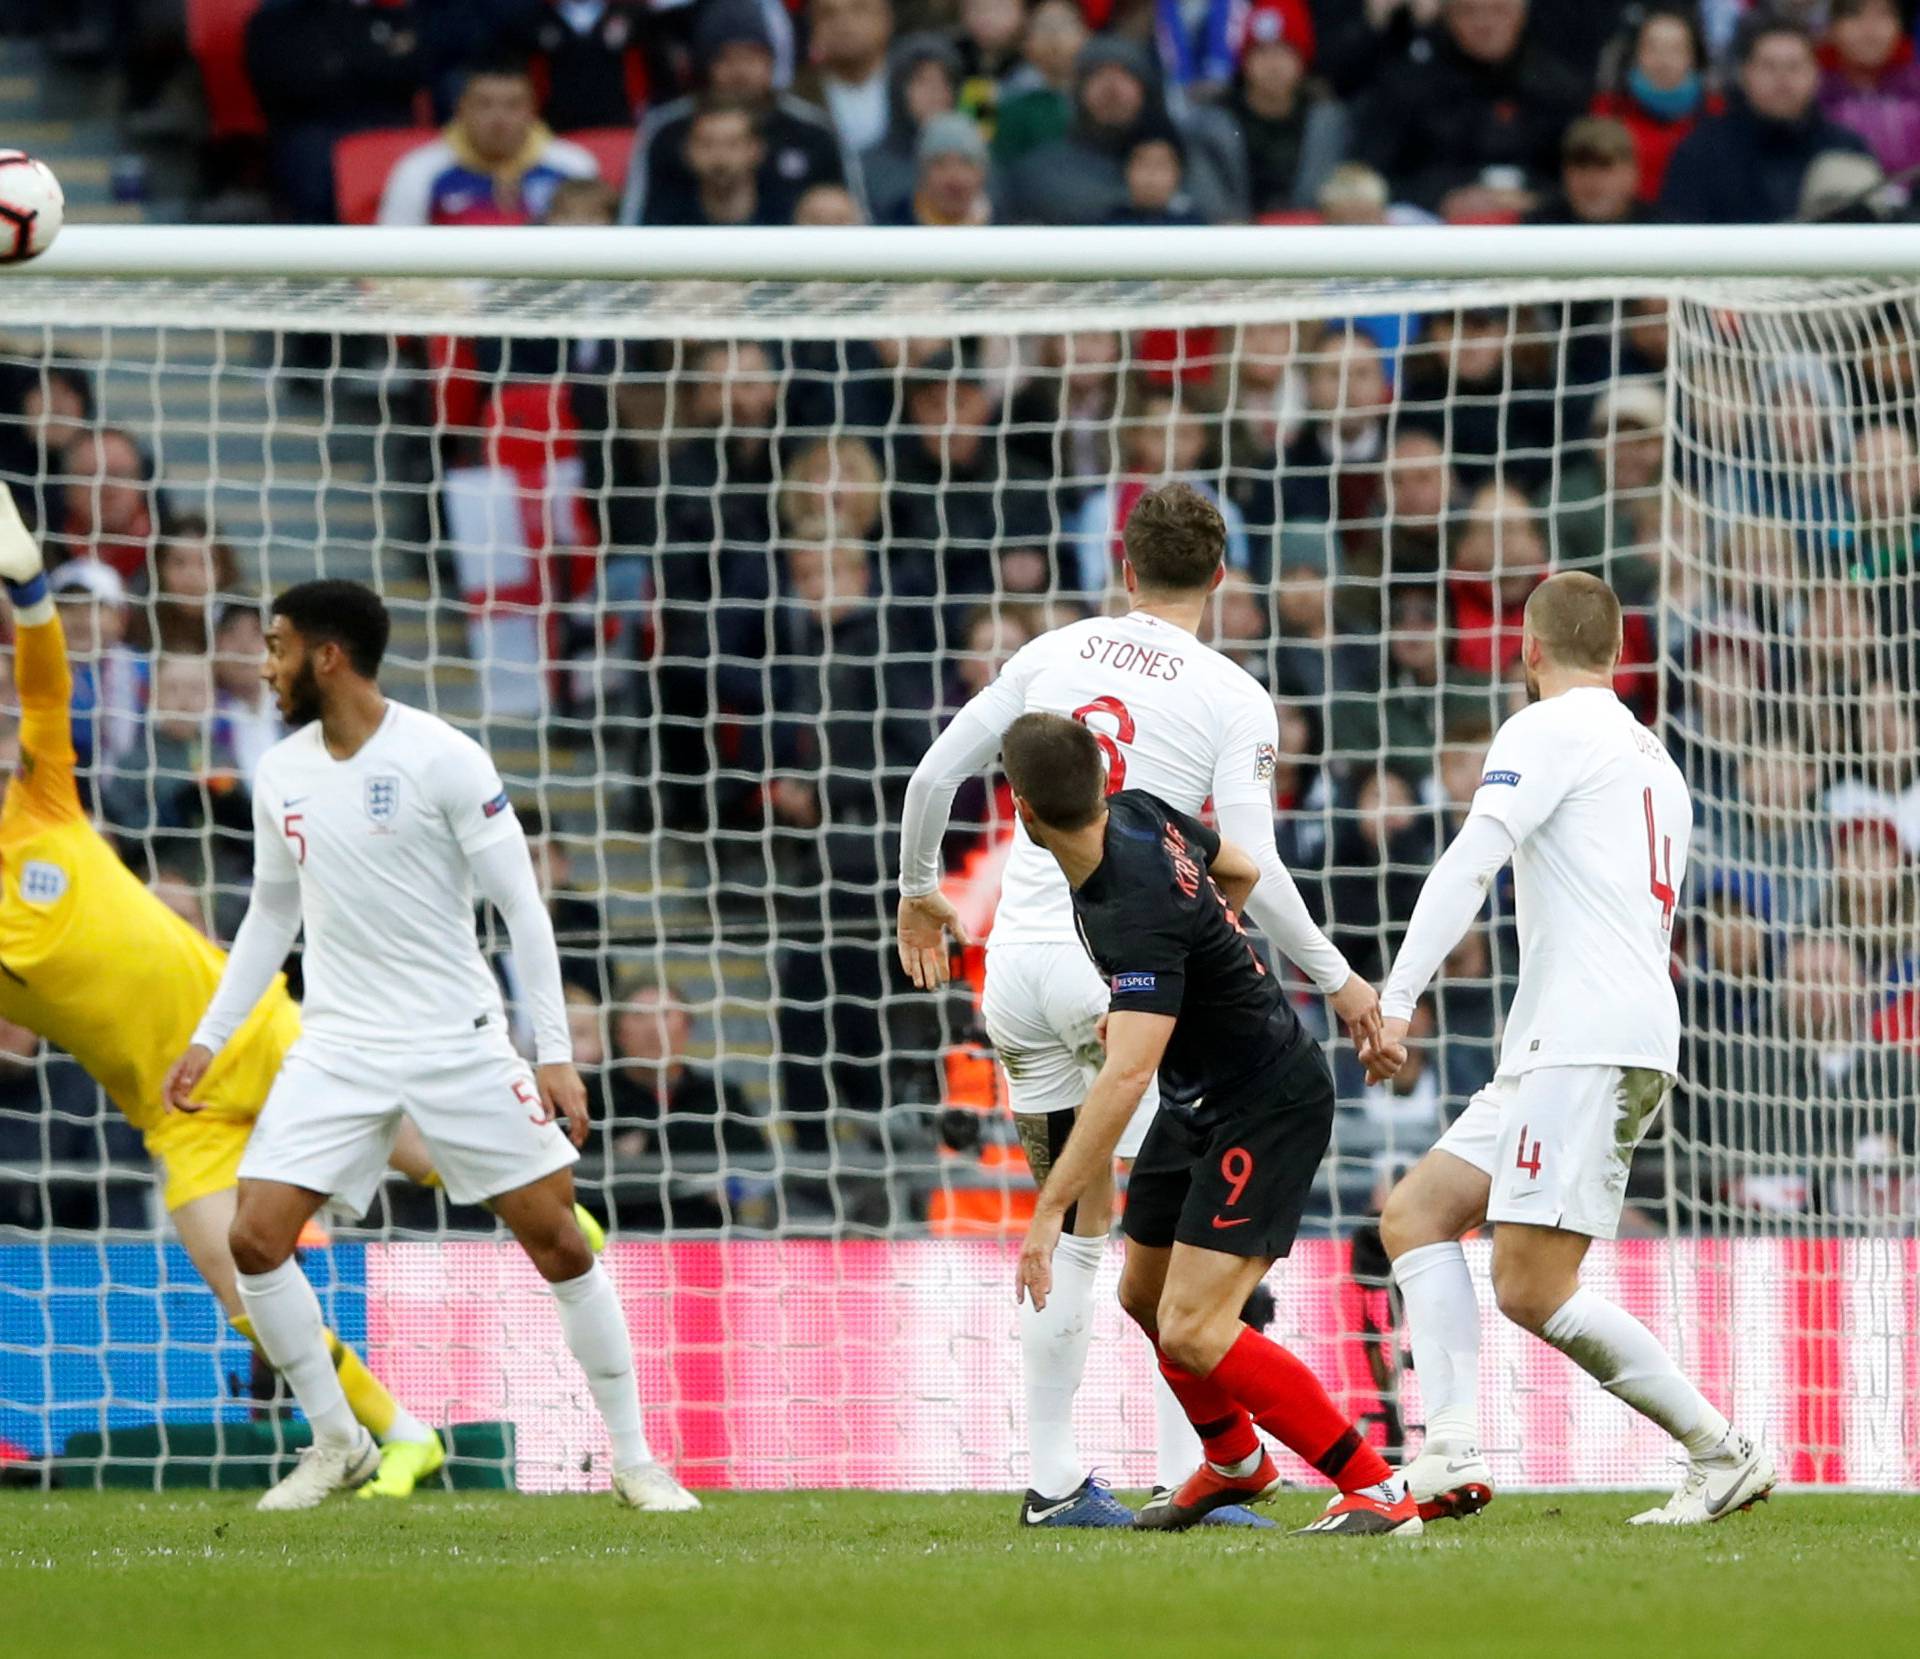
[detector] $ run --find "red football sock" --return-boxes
[1154,1344,1259,1468]
[1206,1327,1392,1492]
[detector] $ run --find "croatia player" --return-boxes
[1368,572,1774,1526]
[896,483,1380,1524]
[164,581,696,1514]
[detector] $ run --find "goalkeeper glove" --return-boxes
[0,483,51,615]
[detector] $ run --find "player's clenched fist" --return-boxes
[162,1043,215,1112]
[535,1061,591,1147]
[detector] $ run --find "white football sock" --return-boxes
[1151,1362,1205,1489]
[382,1404,435,1447]
[1393,1240,1481,1449]
[1540,1287,1730,1457]
[237,1262,359,1450]
[1022,1230,1103,1500]
[550,1262,652,1471]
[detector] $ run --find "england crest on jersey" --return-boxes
[365,774,401,831]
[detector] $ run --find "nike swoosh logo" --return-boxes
[1211,1215,1252,1230]
[284,795,309,808]
[1444,1459,1481,1474]
[1702,1468,1758,1517]
[1022,1496,1080,1523]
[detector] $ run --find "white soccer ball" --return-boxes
[0,151,64,264]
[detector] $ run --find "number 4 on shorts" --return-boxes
[1514,1125,1543,1181]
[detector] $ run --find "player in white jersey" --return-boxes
[162,581,698,1515]
[1367,573,1773,1527]
[895,483,1380,1525]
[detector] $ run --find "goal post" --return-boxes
[0,228,1915,1493]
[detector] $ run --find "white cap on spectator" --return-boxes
[50,559,127,607]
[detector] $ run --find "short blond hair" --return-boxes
[1525,571,1622,673]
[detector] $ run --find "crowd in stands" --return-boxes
[0,1,1916,1237]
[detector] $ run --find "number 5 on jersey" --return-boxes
[283,811,307,866]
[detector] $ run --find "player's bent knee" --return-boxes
[227,1216,293,1277]
[1491,1267,1564,1336]
[1116,1274,1160,1336]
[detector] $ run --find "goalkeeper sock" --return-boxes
[1206,1327,1393,1493]
[550,1261,652,1471]
[1393,1240,1482,1449]
[323,1330,434,1446]
[1152,1346,1256,1476]
[1150,1360,1207,1488]
[1540,1288,1731,1458]
[1021,1230,1103,1500]
[236,1262,359,1450]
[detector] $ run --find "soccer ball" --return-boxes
[0,151,64,264]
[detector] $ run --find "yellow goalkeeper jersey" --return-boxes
[0,612,297,1135]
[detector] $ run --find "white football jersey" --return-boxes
[1469,687,1691,1075]
[250,702,521,1055]
[967,610,1281,947]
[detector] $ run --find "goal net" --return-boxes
[0,238,1914,1493]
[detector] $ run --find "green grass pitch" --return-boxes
[3,1489,1914,1659]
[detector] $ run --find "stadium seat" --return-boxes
[187,0,267,141]
[567,127,638,194]
[333,128,438,226]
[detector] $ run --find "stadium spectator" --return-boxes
[510,0,654,132]
[0,1011,136,1231]
[992,0,1087,166]
[517,802,610,1000]
[1228,0,1350,217]
[1527,115,1651,225]
[1446,481,1549,677]
[860,33,964,222]
[1819,0,1920,178]
[653,98,788,226]
[605,977,774,1231]
[797,0,897,154]
[1268,538,1379,717]
[1338,428,1460,610]
[1554,378,1668,602]
[955,0,1025,125]
[209,604,283,787]
[620,0,857,225]
[1277,328,1391,527]
[1326,765,1435,983]
[132,515,239,657]
[101,652,247,866]
[51,426,159,584]
[1006,36,1248,225]
[1204,568,1276,687]
[1005,329,1126,519]
[0,360,92,526]
[794,181,866,222]
[1106,133,1207,226]
[377,56,599,225]
[890,353,1051,635]
[887,112,998,225]
[1349,0,1588,220]
[1401,307,1559,487]
[49,561,139,786]
[245,0,433,223]
[1660,16,1871,223]
[1592,5,1722,204]
[1067,380,1250,595]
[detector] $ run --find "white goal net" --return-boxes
[0,235,1914,1493]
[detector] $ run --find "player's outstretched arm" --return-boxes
[895,702,1008,988]
[0,483,82,825]
[1016,1009,1174,1310]
[1371,814,1516,1083]
[169,876,302,1110]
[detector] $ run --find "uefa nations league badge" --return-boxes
[364,774,401,834]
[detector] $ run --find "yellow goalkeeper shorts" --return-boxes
[144,1111,257,1212]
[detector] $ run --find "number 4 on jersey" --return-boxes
[1643,786,1675,932]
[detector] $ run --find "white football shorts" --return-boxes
[1434,1064,1672,1241]
[981,941,1159,1159]
[238,1033,578,1217]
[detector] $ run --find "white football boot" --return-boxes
[257,1429,381,1512]
[1401,1440,1496,1523]
[1629,1433,1776,1526]
[613,1462,702,1512]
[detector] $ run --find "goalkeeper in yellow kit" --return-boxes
[0,487,454,1496]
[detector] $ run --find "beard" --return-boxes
[281,658,324,726]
